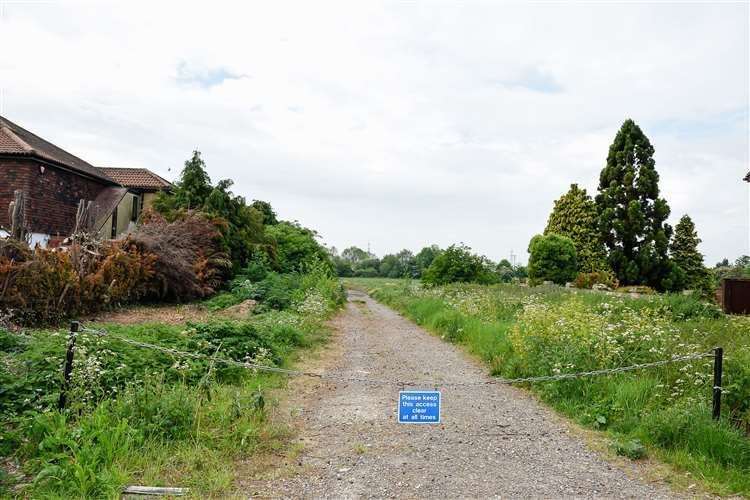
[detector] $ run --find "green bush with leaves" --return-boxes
[527,233,577,285]
[1,257,344,497]
[265,222,334,274]
[421,244,496,286]
[574,270,619,289]
[153,151,274,270]
[545,184,608,273]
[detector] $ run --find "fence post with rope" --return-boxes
[713,347,723,420]
[57,321,79,410]
[68,322,724,420]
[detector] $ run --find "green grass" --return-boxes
[1,270,345,498]
[346,277,750,497]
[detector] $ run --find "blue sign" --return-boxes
[398,390,441,424]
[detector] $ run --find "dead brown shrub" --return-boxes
[0,210,230,324]
[128,210,231,301]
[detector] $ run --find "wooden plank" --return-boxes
[122,486,189,496]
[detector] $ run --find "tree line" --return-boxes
[528,119,714,294]
[154,151,335,277]
[330,244,528,284]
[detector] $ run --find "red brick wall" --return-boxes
[0,158,108,237]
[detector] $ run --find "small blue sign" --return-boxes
[398,390,441,424]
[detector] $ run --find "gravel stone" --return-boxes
[248,290,680,499]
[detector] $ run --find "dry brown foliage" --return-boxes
[0,210,230,324]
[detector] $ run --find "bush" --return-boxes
[265,222,334,274]
[130,211,232,300]
[0,238,156,324]
[575,270,619,289]
[0,211,236,324]
[527,233,577,285]
[612,438,647,459]
[422,245,496,286]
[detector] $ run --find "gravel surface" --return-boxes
[247,290,679,499]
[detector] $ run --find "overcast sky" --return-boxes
[1,1,748,264]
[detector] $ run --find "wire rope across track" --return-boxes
[79,324,714,389]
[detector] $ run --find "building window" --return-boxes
[131,195,139,222]
[111,206,118,239]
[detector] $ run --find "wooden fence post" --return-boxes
[58,321,80,410]
[712,347,723,421]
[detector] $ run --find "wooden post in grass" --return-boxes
[712,347,723,421]
[58,321,80,410]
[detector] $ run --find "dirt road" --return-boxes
[247,290,678,498]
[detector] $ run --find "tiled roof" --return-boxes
[98,167,172,190]
[0,115,115,183]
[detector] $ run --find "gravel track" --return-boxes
[247,289,679,499]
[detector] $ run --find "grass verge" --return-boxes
[346,277,750,497]
[1,266,344,498]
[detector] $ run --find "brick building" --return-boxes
[0,115,170,246]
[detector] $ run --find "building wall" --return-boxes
[0,158,108,237]
[142,191,158,211]
[97,191,141,240]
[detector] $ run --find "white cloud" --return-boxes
[0,0,747,264]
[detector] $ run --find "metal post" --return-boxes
[58,321,79,410]
[712,347,723,421]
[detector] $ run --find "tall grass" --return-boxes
[352,278,750,496]
[1,267,344,498]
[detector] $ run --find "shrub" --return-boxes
[575,270,619,290]
[422,245,496,286]
[265,222,334,274]
[0,239,157,324]
[527,233,577,285]
[612,438,647,459]
[129,211,231,301]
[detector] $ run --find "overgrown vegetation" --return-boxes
[332,244,528,286]
[527,233,578,285]
[1,263,344,497]
[544,183,608,273]
[0,149,344,497]
[0,213,230,324]
[352,278,750,495]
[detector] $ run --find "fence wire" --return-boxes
[78,325,714,388]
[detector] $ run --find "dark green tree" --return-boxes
[251,200,278,225]
[379,254,401,277]
[153,151,271,269]
[414,245,442,276]
[595,119,673,289]
[527,233,577,285]
[670,215,711,293]
[341,246,371,264]
[422,244,496,286]
[545,184,608,273]
[265,222,333,274]
[204,179,270,267]
[496,259,514,282]
[168,151,213,210]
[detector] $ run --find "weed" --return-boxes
[612,438,647,459]
[353,278,750,496]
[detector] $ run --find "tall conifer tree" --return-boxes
[595,119,674,289]
[670,214,711,293]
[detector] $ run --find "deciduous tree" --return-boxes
[527,233,577,285]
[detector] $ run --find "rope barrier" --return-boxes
[78,325,714,388]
